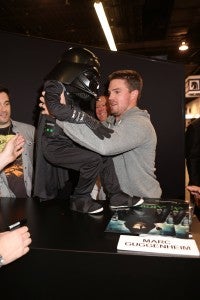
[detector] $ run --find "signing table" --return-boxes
[0,197,200,299]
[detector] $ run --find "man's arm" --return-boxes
[56,115,152,156]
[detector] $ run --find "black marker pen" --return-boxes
[7,218,27,231]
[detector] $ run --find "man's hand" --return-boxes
[39,92,50,115]
[40,88,67,116]
[0,226,31,265]
[0,134,25,170]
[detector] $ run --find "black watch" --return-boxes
[0,254,4,268]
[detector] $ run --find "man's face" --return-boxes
[108,79,137,119]
[0,92,11,126]
[96,96,109,121]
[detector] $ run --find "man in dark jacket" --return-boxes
[185,118,200,185]
[185,117,200,213]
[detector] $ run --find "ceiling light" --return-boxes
[94,1,117,51]
[179,41,189,51]
[185,113,200,120]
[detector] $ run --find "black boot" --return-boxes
[70,195,103,214]
[109,193,144,210]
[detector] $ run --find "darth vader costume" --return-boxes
[34,47,141,214]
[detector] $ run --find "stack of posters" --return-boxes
[105,198,199,256]
[105,198,191,238]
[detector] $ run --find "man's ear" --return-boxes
[131,89,139,98]
[130,90,139,103]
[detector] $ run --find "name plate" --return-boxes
[117,234,200,257]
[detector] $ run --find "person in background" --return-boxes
[42,69,162,200]
[0,85,35,198]
[187,185,200,198]
[91,95,111,199]
[0,136,32,268]
[186,185,200,208]
[185,117,200,187]
[95,95,110,122]
[185,117,200,213]
[186,185,200,220]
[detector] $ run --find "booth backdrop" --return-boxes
[0,30,185,199]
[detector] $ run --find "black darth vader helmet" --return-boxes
[45,47,100,98]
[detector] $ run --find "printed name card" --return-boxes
[117,234,200,257]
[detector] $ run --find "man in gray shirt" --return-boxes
[0,85,35,198]
[42,69,162,200]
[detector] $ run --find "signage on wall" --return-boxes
[185,75,200,98]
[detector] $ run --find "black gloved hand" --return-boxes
[70,110,114,139]
[44,80,114,140]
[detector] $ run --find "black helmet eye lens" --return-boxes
[81,69,100,96]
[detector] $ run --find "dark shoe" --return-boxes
[109,193,144,210]
[70,195,103,214]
